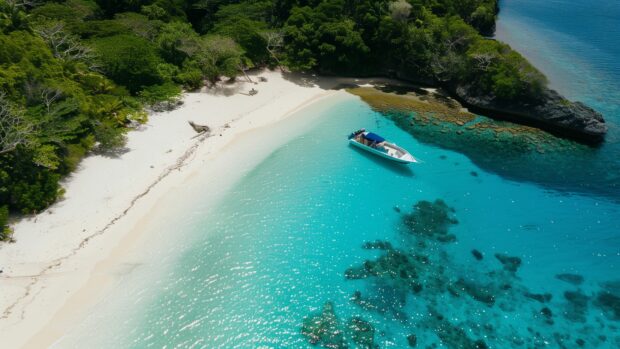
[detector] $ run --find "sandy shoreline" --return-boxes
[0,69,357,348]
[0,68,420,348]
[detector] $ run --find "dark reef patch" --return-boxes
[407,334,417,347]
[563,290,590,323]
[555,273,584,286]
[539,307,554,325]
[347,317,377,349]
[301,302,347,348]
[345,248,425,304]
[402,199,458,242]
[316,197,617,348]
[594,281,620,321]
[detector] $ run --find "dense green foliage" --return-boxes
[0,0,547,234]
[0,204,10,240]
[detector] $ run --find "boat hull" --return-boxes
[349,139,417,164]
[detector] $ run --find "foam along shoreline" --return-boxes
[0,69,357,348]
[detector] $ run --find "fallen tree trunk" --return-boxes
[188,121,210,134]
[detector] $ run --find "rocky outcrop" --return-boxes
[452,84,607,143]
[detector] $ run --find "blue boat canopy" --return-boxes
[363,132,385,143]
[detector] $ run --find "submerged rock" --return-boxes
[555,273,584,286]
[407,334,417,347]
[301,302,347,348]
[471,249,484,261]
[347,317,376,349]
[594,289,620,321]
[402,199,458,242]
[494,253,522,273]
[524,292,552,303]
[539,307,554,325]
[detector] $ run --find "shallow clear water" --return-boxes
[59,2,620,348]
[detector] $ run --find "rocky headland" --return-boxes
[452,84,607,144]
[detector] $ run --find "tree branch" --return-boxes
[0,92,32,155]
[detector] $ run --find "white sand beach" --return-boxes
[0,69,357,348]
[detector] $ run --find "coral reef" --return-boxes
[347,317,377,349]
[344,248,424,296]
[402,199,458,242]
[347,86,620,201]
[301,302,347,348]
[304,198,619,348]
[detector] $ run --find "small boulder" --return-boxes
[495,253,522,273]
[471,249,484,261]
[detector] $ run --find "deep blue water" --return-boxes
[57,1,620,348]
[496,0,620,137]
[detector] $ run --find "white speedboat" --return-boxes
[348,129,418,164]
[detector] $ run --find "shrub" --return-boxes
[176,64,203,90]
[93,35,165,93]
[139,82,182,111]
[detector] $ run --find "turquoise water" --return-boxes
[63,2,620,348]
[79,93,619,348]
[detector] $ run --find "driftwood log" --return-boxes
[188,121,210,134]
